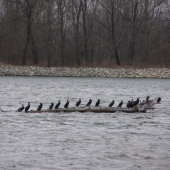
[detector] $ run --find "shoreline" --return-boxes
[0,65,170,78]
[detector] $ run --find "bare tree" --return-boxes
[95,0,124,66]
[71,0,82,66]
[13,0,41,65]
[41,0,56,67]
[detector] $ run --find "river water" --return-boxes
[0,77,170,170]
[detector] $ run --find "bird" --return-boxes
[25,102,30,112]
[76,99,81,107]
[108,100,115,107]
[55,100,61,109]
[95,99,100,107]
[127,99,136,108]
[146,96,150,102]
[157,97,161,103]
[86,99,92,107]
[64,100,69,108]
[127,101,131,108]
[133,98,139,106]
[118,100,123,108]
[37,103,43,111]
[17,104,24,112]
[49,102,54,109]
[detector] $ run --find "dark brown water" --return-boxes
[0,77,170,170]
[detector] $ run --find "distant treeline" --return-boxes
[0,0,170,67]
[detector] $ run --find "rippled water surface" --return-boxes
[0,76,170,170]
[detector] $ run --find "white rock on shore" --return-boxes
[0,66,170,78]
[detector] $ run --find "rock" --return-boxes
[0,66,169,78]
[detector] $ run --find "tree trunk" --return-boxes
[127,0,138,66]
[81,0,88,64]
[22,16,31,65]
[31,31,38,65]
[114,47,121,66]
[110,1,121,65]
[128,37,135,66]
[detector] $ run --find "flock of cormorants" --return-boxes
[16,96,161,112]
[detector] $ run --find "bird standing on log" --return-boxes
[95,99,100,107]
[118,100,123,108]
[133,98,139,106]
[86,99,92,107]
[76,99,81,107]
[17,104,24,112]
[127,101,131,108]
[49,102,54,109]
[55,100,61,109]
[157,97,161,103]
[108,100,115,107]
[37,103,43,111]
[64,100,69,108]
[25,102,30,112]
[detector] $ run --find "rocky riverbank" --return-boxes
[0,66,170,78]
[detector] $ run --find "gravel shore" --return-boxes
[0,66,170,78]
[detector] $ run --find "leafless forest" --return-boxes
[0,0,170,67]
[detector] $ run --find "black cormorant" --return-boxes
[49,102,54,109]
[108,100,115,107]
[133,98,139,106]
[64,100,69,108]
[95,99,100,107]
[37,103,43,111]
[157,97,161,103]
[86,99,92,107]
[118,100,123,108]
[17,104,24,112]
[126,101,131,108]
[55,100,61,109]
[76,99,81,107]
[25,102,30,112]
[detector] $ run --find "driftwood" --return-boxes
[26,106,146,114]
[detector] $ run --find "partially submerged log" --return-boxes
[26,106,146,114]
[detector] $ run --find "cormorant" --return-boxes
[118,100,123,108]
[76,99,81,107]
[86,99,92,107]
[17,104,24,112]
[133,98,139,106]
[95,99,100,107]
[64,100,69,108]
[55,100,61,109]
[25,102,30,112]
[157,97,161,103]
[49,102,54,109]
[127,101,131,108]
[146,96,150,102]
[37,103,43,111]
[108,100,115,107]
